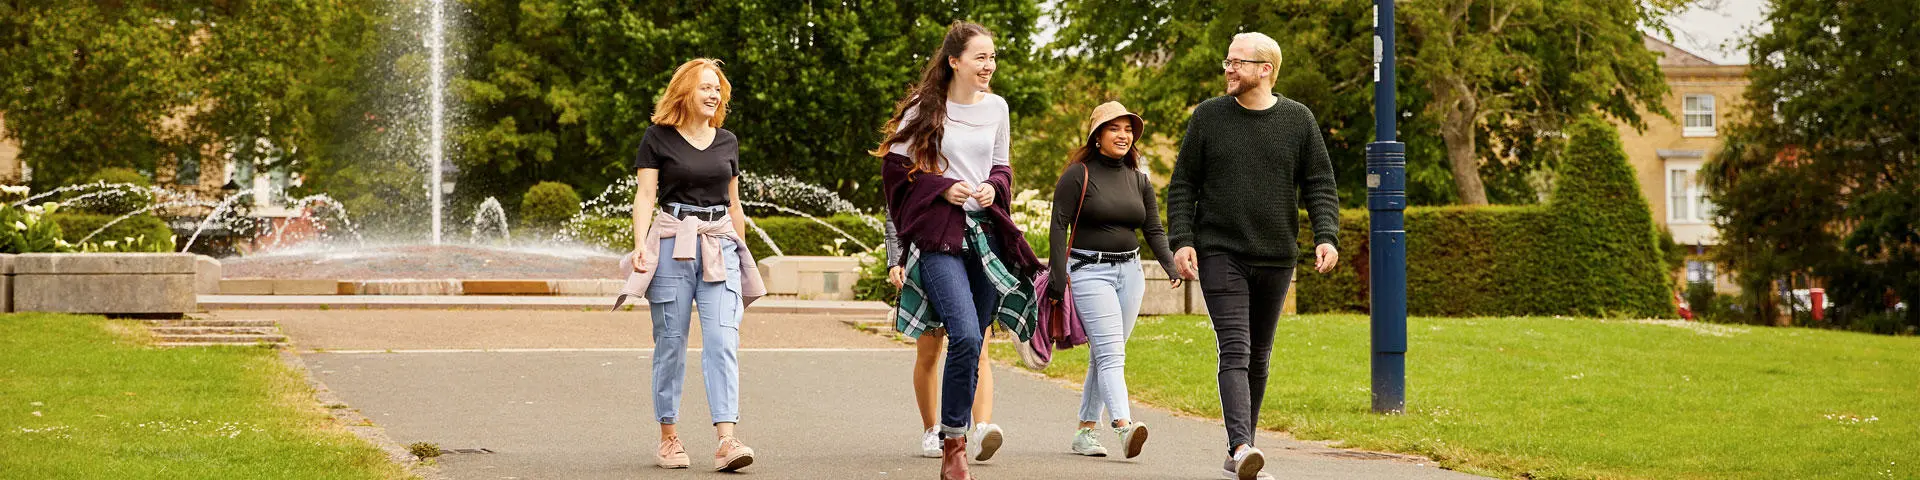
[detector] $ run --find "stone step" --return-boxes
[153,342,285,348]
[144,319,278,328]
[151,334,288,344]
[148,326,282,336]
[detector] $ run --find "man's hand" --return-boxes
[1314,244,1339,273]
[1173,247,1199,280]
[945,183,975,206]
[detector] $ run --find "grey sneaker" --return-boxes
[1221,446,1266,480]
[1070,428,1108,457]
[969,423,1004,462]
[1116,422,1149,459]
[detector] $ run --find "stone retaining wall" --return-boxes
[7,253,201,315]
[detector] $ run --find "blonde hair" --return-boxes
[651,59,731,128]
[1232,32,1284,69]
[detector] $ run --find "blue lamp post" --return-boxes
[1368,0,1408,414]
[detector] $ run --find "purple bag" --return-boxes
[1017,167,1092,370]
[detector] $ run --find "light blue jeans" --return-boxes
[648,229,745,425]
[1070,248,1146,424]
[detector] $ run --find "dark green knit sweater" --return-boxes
[1166,94,1341,265]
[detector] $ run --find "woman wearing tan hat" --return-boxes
[1047,101,1181,460]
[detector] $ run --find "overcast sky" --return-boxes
[1661,0,1772,65]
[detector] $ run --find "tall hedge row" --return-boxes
[1294,117,1674,318]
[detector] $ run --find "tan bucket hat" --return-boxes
[1085,101,1145,144]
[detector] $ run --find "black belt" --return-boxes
[1070,250,1137,265]
[666,206,728,222]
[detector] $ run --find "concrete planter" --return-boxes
[1,254,14,313]
[1138,265,1293,316]
[12,253,199,315]
[758,256,861,301]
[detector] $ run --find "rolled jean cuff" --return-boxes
[941,424,970,439]
[658,417,676,425]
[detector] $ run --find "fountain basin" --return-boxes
[220,244,621,280]
[8,253,200,315]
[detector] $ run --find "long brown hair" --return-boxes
[871,21,993,177]
[1066,120,1142,171]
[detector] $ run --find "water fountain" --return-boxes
[469,196,510,244]
[427,0,447,245]
[559,173,885,257]
[18,0,884,289]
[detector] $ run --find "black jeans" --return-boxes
[1199,253,1294,454]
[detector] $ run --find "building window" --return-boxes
[176,150,200,186]
[1685,260,1716,284]
[1667,166,1714,224]
[1684,94,1716,137]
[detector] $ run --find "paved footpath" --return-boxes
[227,309,1486,480]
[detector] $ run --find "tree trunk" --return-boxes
[1435,77,1490,205]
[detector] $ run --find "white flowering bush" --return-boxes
[75,233,177,253]
[1008,189,1053,259]
[0,198,73,253]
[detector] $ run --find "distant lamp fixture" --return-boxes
[221,179,241,194]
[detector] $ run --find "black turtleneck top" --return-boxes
[1047,153,1178,297]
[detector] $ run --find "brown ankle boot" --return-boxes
[941,436,973,480]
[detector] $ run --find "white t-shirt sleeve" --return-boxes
[886,104,920,156]
[993,98,1011,167]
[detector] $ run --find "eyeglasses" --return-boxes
[1222,58,1270,69]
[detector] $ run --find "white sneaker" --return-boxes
[1116,422,1149,459]
[969,423,1004,462]
[920,427,941,458]
[1221,446,1267,480]
[1070,428,1108,456]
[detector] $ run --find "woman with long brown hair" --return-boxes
[875,20,1042,480]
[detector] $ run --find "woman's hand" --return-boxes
[945,183,976,206]
[888,266,906,289]
[1169,278,1184,289]
[971,183,996,205]
[630,249,651,274]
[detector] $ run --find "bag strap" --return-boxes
[1062,164,1090,285]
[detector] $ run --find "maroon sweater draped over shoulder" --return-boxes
[881,152,1042,276]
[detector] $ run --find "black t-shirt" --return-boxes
[633,125,740,208]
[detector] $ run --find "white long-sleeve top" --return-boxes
[887,93,1012,211]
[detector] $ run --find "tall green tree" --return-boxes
[1047,0,1495,206]
[1405,0,1682,205]
[0,1,196,188]
[450,0,1045,210]
[1048,0,1689,206]
[0,0,378,190]
[1703,0,1919,331]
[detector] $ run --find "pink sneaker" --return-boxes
[656,435,689,469]
[714,436,755,472]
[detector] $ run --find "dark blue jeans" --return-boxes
[918,249,999,438]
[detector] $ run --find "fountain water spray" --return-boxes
[470,196,511,244]
[427,0,447,244]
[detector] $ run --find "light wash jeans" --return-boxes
[647,206,745,425]
[1070,248,1146,424]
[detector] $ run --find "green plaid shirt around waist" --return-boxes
[893,212,1037,342]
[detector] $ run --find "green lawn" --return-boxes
[993,315,1918,480]
[0,314,411,479]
